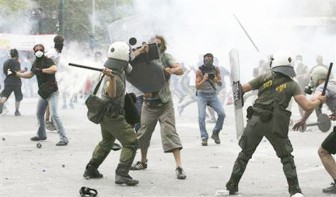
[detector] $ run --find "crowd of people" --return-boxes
[0,34,335,196]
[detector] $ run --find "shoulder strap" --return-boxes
[199,65,217,90]
[199,65,205,74]
[93,74,106,95]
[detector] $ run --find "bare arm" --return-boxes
[294,92,324,112]
[102,68,116,98]
[132,45,148,59]
[196,69,207,90]
[16,71,34,79]
[295,90,324,120]
[242,83,253,93]
[292,91,326,131]
[165,63,183,76]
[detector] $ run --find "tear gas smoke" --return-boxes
[112,0,336,82]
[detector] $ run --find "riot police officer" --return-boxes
[225,50,326,197]
[83,41,139,186]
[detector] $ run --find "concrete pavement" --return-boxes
[0,97,334,197]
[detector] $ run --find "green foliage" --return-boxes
[32,0,134,49]
[0,0,133,48]
[0,0,30,11]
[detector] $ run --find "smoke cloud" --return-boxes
[113,0,336,81]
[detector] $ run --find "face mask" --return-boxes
[204,59,213,66]
[35,51,44,58]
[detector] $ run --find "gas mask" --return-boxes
[204,59,213,66]
[35,51,44,58]
[203,53,214,66]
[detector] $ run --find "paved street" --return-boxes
[0,96,335,197]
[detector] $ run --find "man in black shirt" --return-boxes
[0,49,23,116]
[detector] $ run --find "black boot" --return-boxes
[115,163,139,186]
[226,179,239,195]
[287,177,303,196]
[83,163,103,179]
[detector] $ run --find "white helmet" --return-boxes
[270,50,296,77]
[310,66,332,87]
[104,41,132,72]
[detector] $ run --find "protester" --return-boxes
[16,44,69,146]
[130,35,186,180]
[44,35,65,131]
[0,49,23,116]
[195,53,225,146]
[292,66,336,194]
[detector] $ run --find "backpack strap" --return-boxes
[199,65,217,90]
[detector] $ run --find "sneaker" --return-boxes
[211,132,221,144]
[202,139,208,146]
[130,161,147,170]
[15,110,21,116]
[322,182,336,193]
[111,143,122,151]
[206,118,216,123]
[56,140,68,146]
[46,121,57,131]
[226,180,238,195]
[175,167,186,180]
[0,108,8,115]
[30,136,47,141]
[291,193,304,197]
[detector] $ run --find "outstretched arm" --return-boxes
[292,90,325,131]
[241,83,253,93]
[16,71,34,79]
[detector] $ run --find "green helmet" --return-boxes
[310,66,332,88]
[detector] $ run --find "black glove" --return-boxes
[31,67,42,74]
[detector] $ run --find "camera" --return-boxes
[304,85,313,95]
[128,37,160,64]
[208,73,215,80]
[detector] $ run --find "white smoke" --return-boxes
[120,0,336,82]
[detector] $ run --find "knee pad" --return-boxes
[124,142,138,152]
[238,151,251,162]
[281,154,294,164]
[281,154,297,176]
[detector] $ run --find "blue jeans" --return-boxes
[197,91,225,140]
[134,95,143,132]
[36,91,68,142]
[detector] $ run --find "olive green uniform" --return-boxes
[87,73,138,175]
[227,72,303,195]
